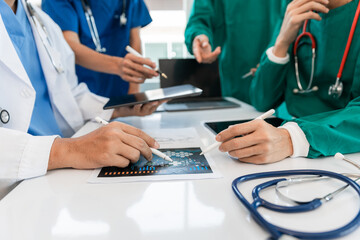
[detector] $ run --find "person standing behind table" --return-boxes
[42,0,156,98]
[185,0,285,103]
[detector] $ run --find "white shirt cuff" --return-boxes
[266,46,290,65]
[18,135,58,179]
[279,122,310,158]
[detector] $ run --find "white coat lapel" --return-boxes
[0,15,32,88]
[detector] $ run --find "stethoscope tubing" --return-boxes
[232,169,360,239]
[252,178,322,213]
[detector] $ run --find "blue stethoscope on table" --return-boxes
[232,154,360,239]
[80,0,127,53]
[293,0,360,98]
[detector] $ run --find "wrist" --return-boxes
[109,56,124,76]
[48,138,76,170]
[279,128,294,157]
[274,38,291,58]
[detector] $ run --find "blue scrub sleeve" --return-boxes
[42,0,79,33]
[130,0,152,29]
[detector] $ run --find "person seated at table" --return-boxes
[215,0,360,163]
[184,0,285,103]
[42,0,156,97]
[0,0,161,193]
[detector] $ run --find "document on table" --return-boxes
[88,128,221,183]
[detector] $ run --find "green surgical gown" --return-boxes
[250,0,360,158]
[185,0,285,103]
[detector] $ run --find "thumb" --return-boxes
[214,46,221,55]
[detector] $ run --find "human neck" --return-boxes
[4,0,17,13]
[328,0,353,9]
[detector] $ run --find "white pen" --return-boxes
[125,45,168,79]
[94,117,173,162]
[241,71,253,79]
[200,109,276,155]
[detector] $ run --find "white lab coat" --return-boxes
[0,1,112,197]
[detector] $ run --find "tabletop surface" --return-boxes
[1,99,360,240]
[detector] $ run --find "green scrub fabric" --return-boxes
[185,0,285,103]
[250,0,360,158]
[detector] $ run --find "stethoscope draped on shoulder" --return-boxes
[293,2,360,98]
[80,0,127,53]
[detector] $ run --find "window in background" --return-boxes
[141,0,194,90]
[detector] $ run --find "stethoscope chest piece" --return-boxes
[0,108,10,125]
[329,78,344,99]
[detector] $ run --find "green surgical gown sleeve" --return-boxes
[292,98,360,158]
[184,0,225,54]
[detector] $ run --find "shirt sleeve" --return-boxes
[0,128,57,181]
[289,97,360,158]
[41,0,79,33]
[249,9,292,112]
[130,0,152,29]
[279,122,310,158]
[184,0,224,55]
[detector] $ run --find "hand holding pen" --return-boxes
[126,46,168,79]
[208,109,293,164]
[201,109,275,155]
[95,117,172,162]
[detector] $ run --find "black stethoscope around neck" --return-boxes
[80,0,127,53]
[293,1,360,98]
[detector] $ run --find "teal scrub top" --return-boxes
[250,0,360,158]
[0,0,62,136]
[185,0,285,103]
[42,0,152,98]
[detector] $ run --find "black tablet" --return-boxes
[103,84,203,109]
[204,117,284,135]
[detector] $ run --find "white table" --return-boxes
[1,99,360,240]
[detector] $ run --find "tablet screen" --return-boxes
[103,84,203,109]
[204,117,284,135]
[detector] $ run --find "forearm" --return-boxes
[128,28,142,93]
[184,0,216,54]
[63,31,121,76]
[250,48,290,111]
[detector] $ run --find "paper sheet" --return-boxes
[88,128,221,183]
